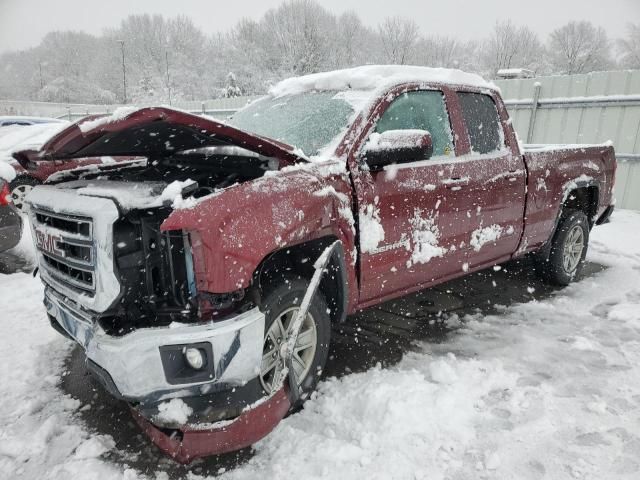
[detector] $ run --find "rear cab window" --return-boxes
[457,92,505,154]
[375,90,454,158]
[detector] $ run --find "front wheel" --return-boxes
[9,175,41,213]
[536,210,589,286]
[259,278,331,408]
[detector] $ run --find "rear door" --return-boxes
[456,91,526,267]
[352,88,471,303]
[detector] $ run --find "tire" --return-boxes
[9,175,41,213]
[259,278,331,408]
[537,210,590,286]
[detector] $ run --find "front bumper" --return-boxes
[44,287,265,405]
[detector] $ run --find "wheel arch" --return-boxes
[254,236,349,324]
[563,183,599,227]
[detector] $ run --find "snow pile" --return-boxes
[78,106,139,133]
[408,209,446,266]
[359,198,385,253]
[270,65,495,99]
[154,398,193,426]
[0,273,121,478]
[470,224,504,251]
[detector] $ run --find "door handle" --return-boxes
[507,169,523,182]
[443,177,469,189]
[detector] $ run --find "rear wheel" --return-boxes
[9,176,40,213]
[536,210,589,285]
[259,278,331,407]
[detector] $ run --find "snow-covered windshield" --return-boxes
[229,91,355,157]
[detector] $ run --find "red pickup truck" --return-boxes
[17,66,616,462]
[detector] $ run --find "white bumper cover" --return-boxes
[45,290,265,400]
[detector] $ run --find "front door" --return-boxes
[352,89,471,303]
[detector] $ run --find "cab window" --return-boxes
[457,92,504,154]
[375,90,454,157]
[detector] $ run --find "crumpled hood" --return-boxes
[12,106,307,169]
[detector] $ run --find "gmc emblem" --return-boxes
[34,229,64,257]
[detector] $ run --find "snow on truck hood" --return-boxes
[28,179,198,212]
[11,107,306,167]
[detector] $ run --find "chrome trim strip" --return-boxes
[41,261,95,292]
[31,206,93,239]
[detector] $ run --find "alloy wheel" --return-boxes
[260,307,317,394]
[11,184,34,213]
[562,225,584,274]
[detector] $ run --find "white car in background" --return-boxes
[0,116,67,127]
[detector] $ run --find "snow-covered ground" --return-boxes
[1,210,639,479]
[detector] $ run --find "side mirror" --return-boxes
[362,130,433,172]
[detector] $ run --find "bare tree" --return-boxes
[618,23,640,68]
[548,21,612,74]
[378,16,419,65]
[333,11,378,68]
[482,20,544,76]
[262,0,336,75]
[415,36,463,68]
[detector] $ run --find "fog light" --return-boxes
[184,347,205,370]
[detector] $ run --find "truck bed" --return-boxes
[519,142,616,253]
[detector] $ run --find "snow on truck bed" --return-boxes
[2,210,640,479]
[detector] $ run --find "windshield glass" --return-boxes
[229,91,355,157]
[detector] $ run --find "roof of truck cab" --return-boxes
[269,65,498,98]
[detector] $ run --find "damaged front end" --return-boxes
[29,182,282,462]
[21,107,313,462]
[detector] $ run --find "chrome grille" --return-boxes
[31,208,96,294]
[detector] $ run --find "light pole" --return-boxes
[38,61,44,90]
[118,40,127,104]
[165,50,171,106]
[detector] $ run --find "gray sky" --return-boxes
[0,0,638,53]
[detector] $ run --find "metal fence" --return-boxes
[0,96,260,121]
[495,70,640,210]
[2,70,639,209]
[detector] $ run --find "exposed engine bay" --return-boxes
[35,146,279,336]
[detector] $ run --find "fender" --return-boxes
[536,177,600,261]
[161,166,358,306]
